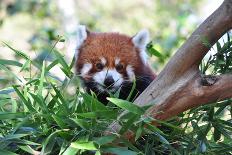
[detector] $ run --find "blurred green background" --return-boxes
[1,1,232,155]
[0,0,223,74]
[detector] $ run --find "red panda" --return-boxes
[75,25,156,104]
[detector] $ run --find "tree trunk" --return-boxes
[106,0,232,139]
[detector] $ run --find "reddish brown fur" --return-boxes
[75,31,156,104]
[76,32,154,78]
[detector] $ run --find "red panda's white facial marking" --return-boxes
[115,57,120,65]
[93,68,123,91]
[80,63,92,77]
[126,65,135,81]
[100,57,107,65]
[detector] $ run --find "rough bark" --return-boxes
[106,0,232,137]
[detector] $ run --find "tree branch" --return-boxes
[148,73,232,121]
[106,0,232,138]
[135,0,232,106]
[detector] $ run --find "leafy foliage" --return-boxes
[0,1,231,154]
[0,38,172,154]
[202,33,232,75]
[0,32,231,154]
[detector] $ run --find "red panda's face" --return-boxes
[77,56,134,92]
[75,26,149,93]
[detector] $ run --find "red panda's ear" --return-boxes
[132,29,149,49]
[132,29,149,64]
[75,25,89,59]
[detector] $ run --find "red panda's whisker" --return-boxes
[136,77,152,81]
[103,69,110,83]
[136,76,154,82]
[75,74,95,80]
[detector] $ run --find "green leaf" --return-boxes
[47,94,58,109]
[0,149,17,155]
[155,132,169,144]
[51,84,69,114]
[52,115,67,129]
[126,80,136,101]
[208,106,214,121]
[25,78,39,85]
[107,98,144,115]
[145,123,165,135]
[15,139,40,146]
[82,93,107,111]
[3,134,29,140]
[41,130,63,155]
[119,114,139,134]
[213,127,221,142]
[148,47,163,58]
[0,87,15,94]
[19,145,40,155]
[20,59,31,72]
[29,93,49,113]
[216,42,221,52]
[120,138,141,152]
[152,119,182,131]
[11,99,17,113]
[59,39,65,42]
[155,132,181,155]
[0,59,22,67]
[102,147,137,155]
[221,42,230,53]
[0,112,26,120]
[215,100,231,115]
[70,141,99,150]
[2,42,30,60]
[94,135,117,146]
[95,151,101,155]
[46,59,59,72]
[77,110,117,119]
[216,119,232,127]
[61,145,79,155]
[38,61,46,96]
[0,98,11,107]
[135,123,143,141]
[69,55,76,69]
[71,118,90,129]
[213,123,231,140]
[53,50,72,77]
[12,85,36,112]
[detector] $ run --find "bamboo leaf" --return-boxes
[107,98,144,115]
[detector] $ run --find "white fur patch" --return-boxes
[75,25,88,59]
[139,50,148,65]
[126,65,135,81]
[93,68,123,88]
[132,29,149,49]
[132,29,149,64]
[115,57,120,65]
[100,57,107,65]
[80,63,92,77]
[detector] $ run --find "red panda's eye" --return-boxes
[96,63,104,70]
[116,64,124,72]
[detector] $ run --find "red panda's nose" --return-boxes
[104,76,115,87]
